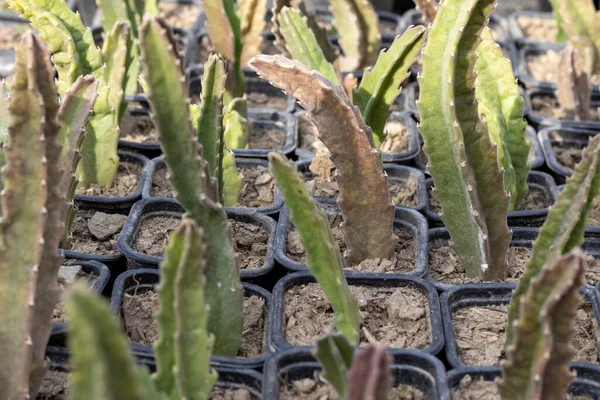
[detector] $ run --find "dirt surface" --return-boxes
[195,35,279,65]
[134,216,268,269]
[552,142,584,172]
[531,95,600,121]
[70,212,126,255]
[211,387,254,400]
[246,92,289,111]
[527,50,600,85]
[52,270,98,324]
[250,127,286,149]
[516,15,558,42]
[452,303,600,366]
[286,210,416,274]
[119,112,157,143]
[284,283,431,349]
[123,291,267,358]
[428,186,550,215]
[298,116,411,155]
[451,375,499,400]
[0,24,26,51]
[151,166,275,208]
[280,377,426,400]
[76,162,142,198]
[37,370,69,400]
[159,2,200,29]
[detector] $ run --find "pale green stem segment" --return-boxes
[499,251,584,400]
[557,46,591,121]
[353,26,426,147]
[201,0,245,100]
[474,28,530,210]
[346,344,392,400]
[250,55,396,266]
[269,153,360,342]
[0,32,53,399]
[314,333,355,398]
[153,219,219,399]
[276,6,339,83]
[140,15,243,357]
[57,76,99,247]
[0,83,8,208]
[554,0,600,74]
[330,0,380,71]
[417,0,511,279]
[239,0,268,66]
[66,285,147,400]
[221,149,242,207]
[507,134,600,344]
[548,0,568,42]
[223,98,250,150]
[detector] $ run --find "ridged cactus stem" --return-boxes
[239,0,268,66]
[140,15,243,357]
[507,134,600,345]
[269,153,360,343]
[314,334,355,398]
[346,344,392,400]
[499,251,585,400]
[417,0,511,279]
[557,46,591,121]
[353,26,426,147]
[66,285,148,400]
[251,55,396,266]
[0,32,50,400]
[330,0,380,71]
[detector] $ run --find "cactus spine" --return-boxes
[140,15,243,357]
[499,251,584,400]
[557,46,591,121]
[269,153,360,342]
[417,0,511,279]
[251,55,396,266]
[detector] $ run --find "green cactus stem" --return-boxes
[417,0,511,279]
[499,251,585,400]
[314,334,355,398]
[223,98,251,150]
[66,285,148,400]
[353,26,426,147]
[548,0,567,42]
[153,218,218,398]
[269,153,359,342]
[507,134,600,345]
[221,149,242,207]
[553,0,600,74]
[330,0,380,71]
[57,76,99,247]
[239,0,268,66]
[275,6,339,83]
[474,28,530,210]
[557,46,591,121]
[0,31,55,399]
[251,55,396,266]
[346,344,392,400]
[140,15,243,357]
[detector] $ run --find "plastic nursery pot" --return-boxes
[117,104,162,159]
[0,15,29,78]
[294,110,421,163]
[423,171,558,229]
[73,151,150,213]
[525,88,600,130]
[43,347,265,399]
[447,364,600,398]
[274,203,429,277]
[415,126,546,176]
[294,160,428,212]
[47,260,111,347]
[109,268,272,370]
[269,272,444,355]
[439,283,600,368]
[262,348,451,400]
[507,11,556,47]
[116,198,277,283]
[537,125,599,183]
[141,156,284,216]
[187,65,296,114]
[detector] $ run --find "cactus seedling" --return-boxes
[269,153,360,342]
[0,31,97,398]
[314,333,392,400]
[557,46,591,121]
[139,15,243,357]
[68,219,218,399]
